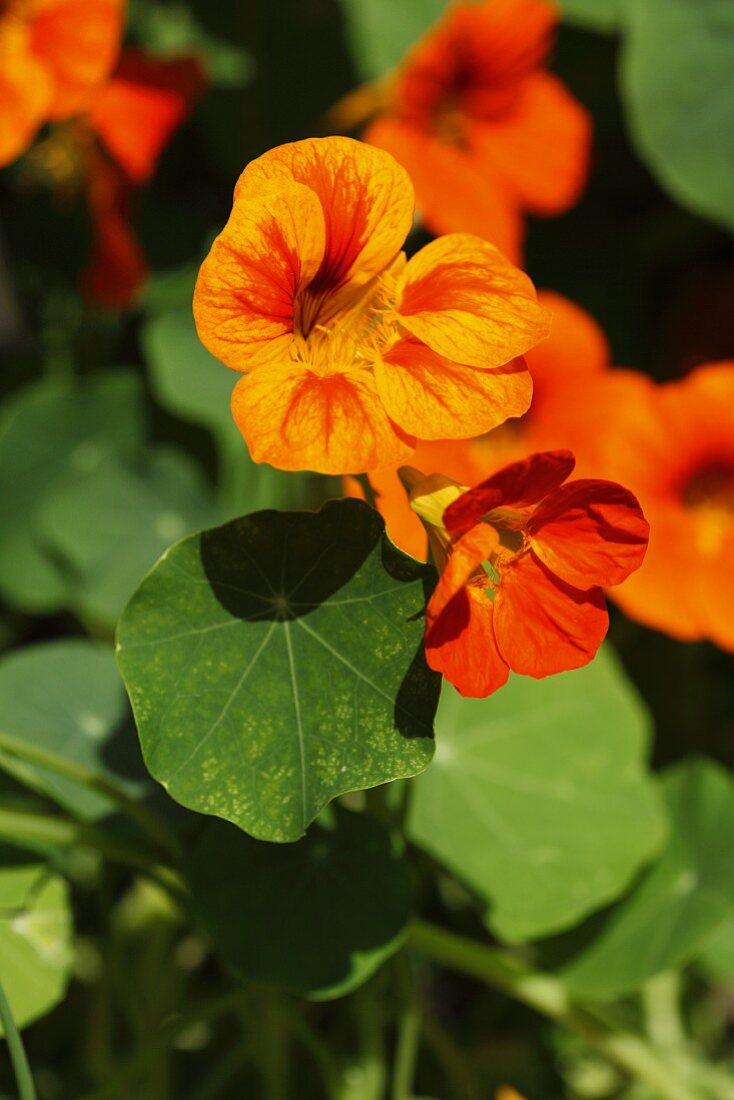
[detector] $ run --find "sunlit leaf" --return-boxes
[408,648,666,943]
[0,859,73,1033]
[339,0,447,80]
[0,373,145,612]
[189,807,412,997]
[40,449,219,629]
[117,499,438,842]
[0,640,145,821]
[620,0,734,233]
[561,759,734,997]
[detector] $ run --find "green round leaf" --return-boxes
[0,860,73,1033]
[117,499,438,842]
[621,0,734,233]
[0,372,145,612]
[408,648,666,943]
[0,640,145,821]
[189,807,413,998]
[561,759,734,998]
[39,448,220,629]
[339,0,447,80]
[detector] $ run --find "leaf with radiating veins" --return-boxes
[116,499,439,842]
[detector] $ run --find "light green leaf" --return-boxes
[559,0,622,32]
[39,448,219,629]
[189,807,412,997]
[408,648,666,943]
[117,499,438,842]
[141,309,311,513]
[339,0,447,80]
[695,919,734,983]
[620,0,734,233]
[0,372,145,613]
[0,860,73,1033]
[0,640,144,821]
[562,759,734,997]
[129,0,254,86]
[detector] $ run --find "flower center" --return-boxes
[681,460,734,556]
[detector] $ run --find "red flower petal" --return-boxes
[528,478,649,589]
[493,551,608,677]
[444,449,575,533]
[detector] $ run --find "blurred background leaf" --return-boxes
[189,808,413,998]
[338,0,446,80]
[408,647,666,943]
[620,0,734,236]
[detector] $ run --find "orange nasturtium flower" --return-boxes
[403,450,648,697]
[563,362,734,652]
[193,137,551,475]
[360,0,591,261]
[0,0,123,166]
[347,292,610,558]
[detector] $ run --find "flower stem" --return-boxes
[0,976,36,1100]
[407,920,703,1100]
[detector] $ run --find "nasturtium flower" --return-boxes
[0,0,123,166]
[347,292,609,557]
[23,50,202,308]
[361,0,591,261]
[402,450,648,697]
[563,362,734,651]
[193,137,550,475]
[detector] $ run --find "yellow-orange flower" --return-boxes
[0,0,124,166]
[194,137,551,475]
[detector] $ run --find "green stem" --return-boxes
[0,977,36,1100]
[348,983,386,1100]
[391,958,421,1100]
[260,991,289,1100]
[0,730,180,860]
[0,808,188,906]
[407,920,702,1100]
[353,474,380,512]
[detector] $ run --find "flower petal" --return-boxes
[82,155,147,310]
[444,450,575,533]
[234,137,414,298]
[469,72,591,214]
[30,0,123,118]
[87,52,203,184]
[193,181,325,370]
[0,51,52,166]
[425,524,508,698]
[494,552,608,677]
[231,363,415,475]
[364,117,522,262]
[528,478,649,589]
[396,233,550,369]
[375,337,532,439]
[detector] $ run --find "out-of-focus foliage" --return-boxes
[409,649,666,943]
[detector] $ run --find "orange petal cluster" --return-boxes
[81,51,203,308]
[348,292,608,557]
[0,0,123,166]
[404,450,648,697]
[363,0,591,261]
[560,363,734,651]
[193,137,551,475]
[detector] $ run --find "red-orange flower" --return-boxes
[193,137,551,475]
[361,0,591,261]
[562,363,734,651]
[0,0,123,166]
[347,292,608,557]
[403,450,648,697]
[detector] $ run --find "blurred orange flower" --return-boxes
[564,362,734,651]
[348,292,608,557]
[362,0,591,261]
[194,137,551,475]
[403,450,648,697]
[0,0,123,166]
